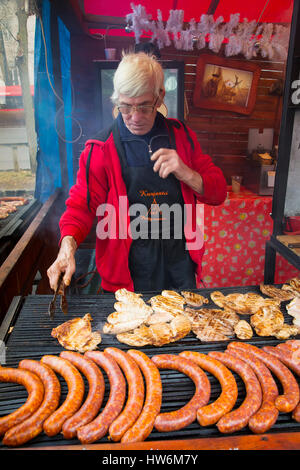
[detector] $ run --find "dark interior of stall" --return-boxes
[0,0,299,325]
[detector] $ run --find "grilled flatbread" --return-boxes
[51,313,101,353]
[181,291,209,307]
[260,284,295,301]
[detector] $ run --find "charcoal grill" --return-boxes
[0,285,300,450]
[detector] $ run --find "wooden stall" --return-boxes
[0,0,299,453]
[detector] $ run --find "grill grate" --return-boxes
[1,285,299,448]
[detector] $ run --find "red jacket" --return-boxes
[59,120,227,292]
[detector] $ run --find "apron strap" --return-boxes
[86,143,94,212]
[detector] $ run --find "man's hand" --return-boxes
[150,148,204,194]
[47,236,77,291]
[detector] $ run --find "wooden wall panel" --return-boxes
[160,46,286,181]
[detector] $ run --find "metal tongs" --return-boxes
[48,273,68,319]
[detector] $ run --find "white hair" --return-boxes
[111,52,165,104]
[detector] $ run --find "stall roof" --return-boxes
[66,0,294,38]
[81,0,293,25]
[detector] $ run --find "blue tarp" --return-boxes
[34,0,73,203]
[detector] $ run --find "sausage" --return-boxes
[2,360,60,446]
[0,196,27,202]
[121,350,162,443]
[227,342,300,413]
[151,353,211,432]
[0,367,44,436]
[286,339,300,349]
[179,351,238,426]
[276,342,299,354]
[41,355,85,436]
[208,351,262,433]
[292,403,300,422]
[226,348,279,434]
[262,345,300,423]
[59,351,105,439]
[104,347,145,442]
[77,351,126,444]
[262,345,300,376]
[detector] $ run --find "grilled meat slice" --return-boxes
[161,290,185,307]
[260,284,295,301]
[51,313,101,353]
[234,320,253,340]
[250,305,284,337]
[116,314,191,347]
[181,290,209,307]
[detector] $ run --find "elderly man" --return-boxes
[47,52,227,293]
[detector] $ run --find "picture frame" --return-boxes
[193,54,261,115]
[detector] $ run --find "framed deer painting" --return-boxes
[193,54,261,115]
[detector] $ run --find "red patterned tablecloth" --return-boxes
[199,186,299,288]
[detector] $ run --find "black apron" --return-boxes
[112,120,196,292]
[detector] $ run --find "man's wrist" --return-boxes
[181,167,204,195]
[61,235,77,254]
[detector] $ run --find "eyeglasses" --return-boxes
[117,96,159,115]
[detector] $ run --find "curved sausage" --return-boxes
[151,353,210,432]
[104,347,145,442]
[226,348,279,434]
[41,355,85,436]
[227,342,299,413]
[286,339,300,349]
[121,350,162,443]
[0,367,44,436]
[77,351,126,444]
[208,351,262,433]
[59,351,105,439]
[276,342,299,354]
[179,351,238,426]
[2,360,60,446]
[262,345,300,423]
[262,345,300,376]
